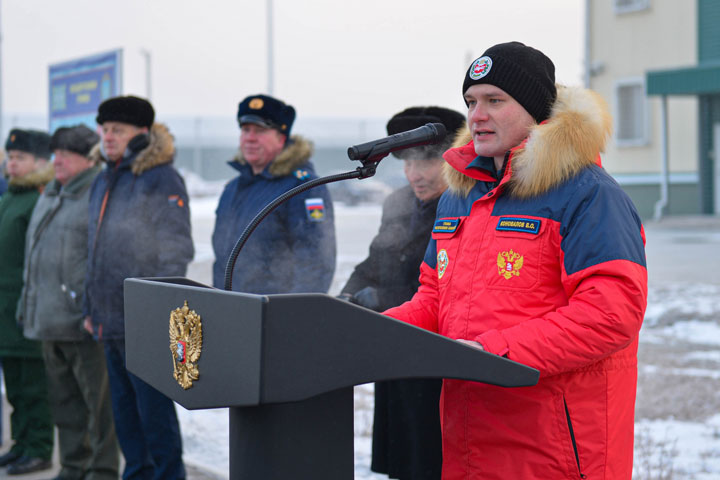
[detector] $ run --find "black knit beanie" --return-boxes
[462,41,557,123]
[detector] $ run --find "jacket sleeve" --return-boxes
[283,184,336,293]
[477,182,648,376]
[340,196,389,297]
[341,254,377,297]
[147,171,195,277]
[383,241,440,333]
[83,178,101,319]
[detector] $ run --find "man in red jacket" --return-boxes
[384,41,647,479]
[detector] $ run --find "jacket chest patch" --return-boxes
[437,249,449,279]
[433,218,460,234]
[305,198,325,222]
[497,249,523,279]
[496,217,541,234]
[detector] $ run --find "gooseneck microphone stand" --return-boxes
[223,122,446,291]
[222,154,384,291]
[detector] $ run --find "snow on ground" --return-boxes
[635,283,720,479]
[178,186,720,479]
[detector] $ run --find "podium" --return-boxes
[124,277,539,480]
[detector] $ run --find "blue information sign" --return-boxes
[48,49,123,132]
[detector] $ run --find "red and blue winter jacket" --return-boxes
[385,86,648,479]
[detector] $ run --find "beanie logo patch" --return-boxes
[249,98,264,110]
[469,56,492,80]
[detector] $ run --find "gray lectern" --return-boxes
[124,277,539,480]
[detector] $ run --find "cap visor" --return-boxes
[239,114,274,128]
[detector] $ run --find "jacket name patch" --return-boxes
[433,218,460,234]
[496,217,540,234]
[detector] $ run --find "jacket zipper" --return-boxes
[564,398,587,479]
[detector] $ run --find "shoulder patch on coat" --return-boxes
[168,195,185,208]
[294,169,310,180]
[437,249,449,279]
[305,197,325,222]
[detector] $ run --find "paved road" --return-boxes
[643,215,720,286]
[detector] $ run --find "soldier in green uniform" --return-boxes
[0,129,54,475]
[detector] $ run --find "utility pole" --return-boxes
[267,0,274,95]
[140,48,152,101]
[0,0,4,141]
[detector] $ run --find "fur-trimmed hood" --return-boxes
[89,123,175,176]
[8,162,54,190]
[231,135,313,177]
[444,85,612,198]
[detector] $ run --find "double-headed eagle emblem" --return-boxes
[169,301,203,390]
[497,249,524,280]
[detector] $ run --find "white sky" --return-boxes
[2,0,584,120]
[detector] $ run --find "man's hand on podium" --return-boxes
[455,339,484,350]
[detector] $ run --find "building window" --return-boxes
[614,0,650,14]
[615,79,649,146]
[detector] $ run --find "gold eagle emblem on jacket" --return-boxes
[497,250,524,280]
[169,301,203,390]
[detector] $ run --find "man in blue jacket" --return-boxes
[84,96,194,480]
[212,94,336,293]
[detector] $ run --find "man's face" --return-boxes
[464,84,535,164]
[53,149,93,185]
[101,121,147,162]
[403,157,447,202]
[6,150,41,179]
[240,123,286,175]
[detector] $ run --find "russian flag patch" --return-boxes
[305,198,325,222]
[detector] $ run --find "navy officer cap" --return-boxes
[237,94,296,137]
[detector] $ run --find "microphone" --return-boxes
[347,123,447,161]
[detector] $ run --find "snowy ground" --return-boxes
[176,185,720,479]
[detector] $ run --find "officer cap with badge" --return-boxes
[237,94,296,138]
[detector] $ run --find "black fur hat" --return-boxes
[237,94,296,137]
[50,125,100,156]
[96,95,155,128]
[462,41,556,123]
[386,106,465,160]
[5,129,52,159]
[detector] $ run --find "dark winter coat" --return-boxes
[0,165,54,357]
[212,136,336,294]
[341,185,442,480]
[0,176,7,196]
[19,165,101,341]
[84,124,194,340]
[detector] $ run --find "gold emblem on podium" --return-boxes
[169,301,203,390]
